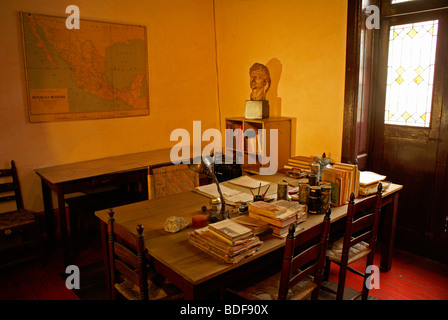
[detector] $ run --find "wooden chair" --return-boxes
[0,160,41,268]
[227,209,332,300]
[323,183,383,300]
[107,208,183,300]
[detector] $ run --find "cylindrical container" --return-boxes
[298,183,310,205]
[238,202,248,214]
[277,181,288,200]
[320,183,331,214]
[308,186,321,214]
[210,197,221,213]
[308,174,317,186]
[310,162,320,180]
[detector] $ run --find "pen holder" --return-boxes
[253,195,264,202]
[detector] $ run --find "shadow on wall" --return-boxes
[266,58,282,117]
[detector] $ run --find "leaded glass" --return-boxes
[384,20,438,127]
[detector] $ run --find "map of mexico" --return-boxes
[20,12,149,122]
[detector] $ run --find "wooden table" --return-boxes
[95,175,402,299]
[35,148,190,265]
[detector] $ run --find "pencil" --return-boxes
[262,184,270,198]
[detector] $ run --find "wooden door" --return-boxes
[372,8,448,263]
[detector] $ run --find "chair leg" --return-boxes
[323,257,331,281]
[336,257,349,300]
[361,252,376,300]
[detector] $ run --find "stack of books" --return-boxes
[248,200,307,238]
[359,171,387,196]
[284,155,315,173]
[188,219,263,264]
[231,215,271,237]
[321,162,360,206]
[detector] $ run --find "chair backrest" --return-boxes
[107,208,148,300]
[343,183,383,255]
[0,160,24,213]
[278,209,332,300]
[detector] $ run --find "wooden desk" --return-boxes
[95,176,402,299]
[35,148,189,264]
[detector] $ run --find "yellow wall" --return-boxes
[215,0,347,161]
[0,0,219,210]
[0,0,347,212]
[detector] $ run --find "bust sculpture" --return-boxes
[249,63,271,101]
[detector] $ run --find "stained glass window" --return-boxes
[384,20,438,127]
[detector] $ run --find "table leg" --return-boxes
[57,190,71,266]
[380,192,400,272]
[41,179,55,243]
[99,220,111,299]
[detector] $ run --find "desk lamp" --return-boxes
[188,156,228,221]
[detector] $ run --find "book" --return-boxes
[359,171,386,187]
[248,210,297,228]
[333,162,359,198]
[248,201,287,218]
[271,224,304,238]
[188,226,263,264]
[208,219,253,241]
[286,155,315,172]
[322,167,351,206]
[231,215,270,236]
[271,200,306,213]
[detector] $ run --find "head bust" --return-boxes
[249,63,271,101]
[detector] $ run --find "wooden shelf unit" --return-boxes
[224,117,292,174]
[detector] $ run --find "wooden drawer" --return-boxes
[62,169,148,194]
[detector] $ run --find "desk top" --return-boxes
[35,148,188,184]
[95,174,402,286]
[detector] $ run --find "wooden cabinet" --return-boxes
[224,117,292,174]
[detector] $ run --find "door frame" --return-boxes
[342,0,448,263]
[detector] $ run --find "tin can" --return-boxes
[308,186,321,214]
[310,163,320,179]
[277,181,288,200]
[298,183,310,204]
[320,183,331,214]
[308,174,317,186]
[210,197,221,213]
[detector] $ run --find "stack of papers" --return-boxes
[193,176,272,205]
[188,219,263,264]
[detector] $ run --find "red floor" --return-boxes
[326,249,448,300]
[1,240,447,300]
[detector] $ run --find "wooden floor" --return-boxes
[1,228,447,300]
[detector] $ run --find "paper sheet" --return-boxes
[226,176,270,189]
[195,183,241,198]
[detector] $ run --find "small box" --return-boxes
[245,100,269,119]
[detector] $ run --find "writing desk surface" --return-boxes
[95,181,402,286]
[34,148,179,184]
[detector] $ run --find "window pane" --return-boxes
[392,0,412,3]
[384,20,438,127]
